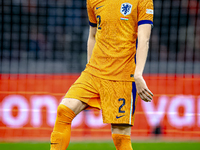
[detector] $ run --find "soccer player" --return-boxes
[50,0,154,150]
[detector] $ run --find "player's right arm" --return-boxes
[86,0,97,63]
[87,26,97,63]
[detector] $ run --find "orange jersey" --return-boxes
[85,0,154,81]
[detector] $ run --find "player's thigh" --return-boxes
[63,72,101,114]
[60,98,87,115]
[111,124,132,136]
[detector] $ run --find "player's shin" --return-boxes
[112,134,133,150]
[50,104,76,150]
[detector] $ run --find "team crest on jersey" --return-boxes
[120,3,132,16]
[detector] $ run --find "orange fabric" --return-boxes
[65,72,138,125]
[50,104,76,150]
[138,0,154,22]
[112,134,133,150]
[65,72,101,110]
[86,0,154,81]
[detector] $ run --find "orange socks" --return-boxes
[112,134,133,150]
[50,104,76,150]
[50,105,132,150]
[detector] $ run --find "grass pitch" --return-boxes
[0,142,200,150]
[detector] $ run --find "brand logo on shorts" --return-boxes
[116,115,125,119]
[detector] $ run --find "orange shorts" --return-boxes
[65,71,138,125]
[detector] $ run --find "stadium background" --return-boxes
[0,0,200,146]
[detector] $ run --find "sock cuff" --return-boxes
[112,134,131,139]
[57,104,76,123]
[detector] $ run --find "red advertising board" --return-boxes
[0,74,200,141]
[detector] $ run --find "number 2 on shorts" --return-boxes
[118,98,125,113]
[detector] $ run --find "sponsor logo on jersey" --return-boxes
[120,3,132,16]
[146,9,154,14]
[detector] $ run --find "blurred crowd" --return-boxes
[151,0,200,62]
[1,0,88,60]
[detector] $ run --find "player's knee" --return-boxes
[56,104,76,123]
[60,98,87,115]
[56,104,67,117]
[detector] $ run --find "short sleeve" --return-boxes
[138,0,154,26]
[87,0,97,27]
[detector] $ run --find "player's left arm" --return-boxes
[134,24,153,102]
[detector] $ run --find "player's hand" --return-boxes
[134,75,153,102]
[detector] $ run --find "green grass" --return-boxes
[0,142,200,150]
